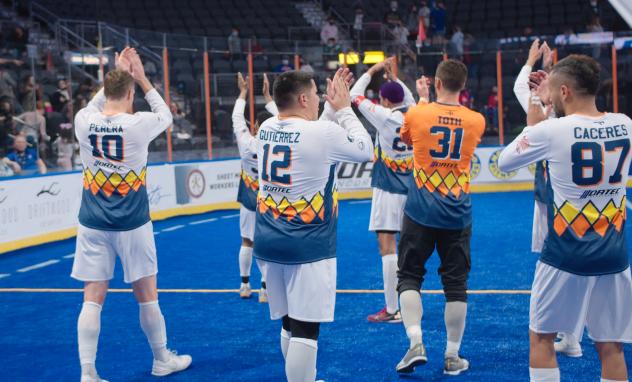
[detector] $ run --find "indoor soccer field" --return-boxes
[1,190,631,381]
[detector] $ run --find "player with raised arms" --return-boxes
[254,68,373,382]
[71,48,191,382]
[499,54,632,382]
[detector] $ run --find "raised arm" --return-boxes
[262,73,279,116]
[233,72,257,157]
[514,39,542,113]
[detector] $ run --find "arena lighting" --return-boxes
[68,52,110,66]
[338,52,360,65]
[363,51,385,64]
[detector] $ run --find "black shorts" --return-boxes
[397,214,472,302]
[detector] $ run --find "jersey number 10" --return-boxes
[89,134,124,161]
[571,139,630,186]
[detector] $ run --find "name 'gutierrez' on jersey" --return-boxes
[253,105,374,265]
[75,88,172,231]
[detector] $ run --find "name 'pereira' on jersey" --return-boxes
[350,73,416,195]
[232,98,278,211]
[253,105,373,265]
[401,102,486,229]
[499,113,632,276]
[75,88,172,231]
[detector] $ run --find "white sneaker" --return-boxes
[554,336,583,357]
[258,287,268,303]
[80,374,108,382]
[240,283,252,299]
[151,350,192,377]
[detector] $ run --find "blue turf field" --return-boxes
[0,191,631,381]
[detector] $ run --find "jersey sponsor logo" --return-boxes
[579,188,621,199]
[488,149,518,180]
[470,153,481,180]
[186,169,206,198]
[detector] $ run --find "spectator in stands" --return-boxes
[16,100,48,146]
[430,1,447,42]
[392,21,409,47]
[228,27,242,57]
[0,96,16,153]
[485,86,499,133]
[3,134,46,175]
[55,120,75,171]
[144,60,158,80]
[384,1,402,29]
[50,78,69,113]
[459,88,474,109]
[320,17,339,45]
[7,26,28,55]
[418,0,431,35]
[406,4,419,37]
[587,16,605,58]
[300,58,315,74]
[19,74,41,112]
[75,78,95,100]
[0,156,16,176]
[323,38,342,59]
[450,26,464,59]
[583,0,605,27]
[0,66,17,104]
[272,57,293,73]
[353,7,364,41]
[250,35,264,54]
[170,103,194,140]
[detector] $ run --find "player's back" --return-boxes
[401,102,485,228]
[254,113,372,264]
[539,113,632,275]
[75,90,171,231]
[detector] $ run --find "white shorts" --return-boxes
[71,221,158,284]
[530,261,632,343]
[257,258,336,323]
[531,200,548,253]
[369,188,407,232]
[240,206,255,241]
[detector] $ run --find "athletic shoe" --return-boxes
[396,342,427,373]
[258,287,268,303]
[367,307,402,323]
[444,356,469,376]
[80,374,108,382]
[151,350,192,377]
[239,283,252,299]
[554,336,583,357]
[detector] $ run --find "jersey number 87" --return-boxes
[571,139,630,186]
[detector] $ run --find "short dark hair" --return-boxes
[436,59,467,93]
[104,69,134,100]
[551,54,601,96]
[273,71,314,111]
[256,109,274,125]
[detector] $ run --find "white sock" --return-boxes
[77,301,102,374]
[281,328,291,360]
[239,246,253,279]
[285,337,318,382]
[529,367,560,382]
[444,301,467,358]
[601,379,629,382]
[139,301,169,362]
[382,254,399,314]
[400,290,423,348]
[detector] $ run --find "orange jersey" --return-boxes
[401,101,485,228]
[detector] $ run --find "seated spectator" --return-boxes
[19,74,42,112]
[0,156,16,176]
[170,103,194,140]
[16,101,48,145]
[55,121,75,171]
[228,27,242,58]
[272,57,294,73]
[459,88,474,109]
[485,86,499,134]
[50,78,70,113]
[4,134,46,175]
[320,17,339,45]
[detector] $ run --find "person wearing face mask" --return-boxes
[320,17,339,45]
[385,1,402,29]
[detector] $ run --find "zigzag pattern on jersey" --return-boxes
[412,167,470,197]
[553,196,626,238]
[258,189,339,224]
[240,170,259,192]
[374,147,413,173]
[83,167,146,197]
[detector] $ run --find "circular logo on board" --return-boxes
[470,153,481,180]
[186,169,206,198]
[488,149,518,180]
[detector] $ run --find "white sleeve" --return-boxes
[84,88,106,113]
[350,72,371,100]
[498,120,552,172]
[396,78,416,107]
[265,101,279,116]
[319,101,337,122]
[513,65,532,114]
[232,98,257,157]
[327,107,374,163]
[353,97,393,136]
[135,88,174,141]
